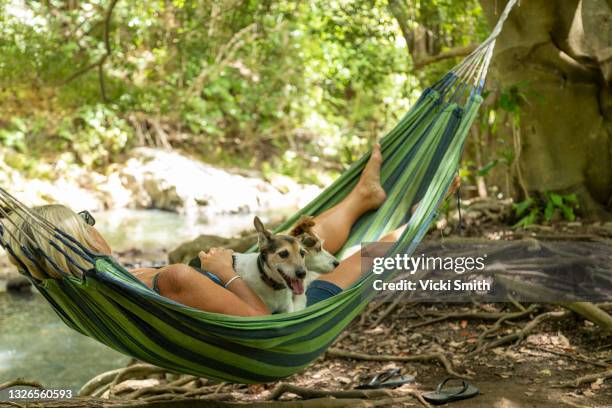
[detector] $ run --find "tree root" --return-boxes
[0,401,26,408]
[326,348,468,379]
[0,379,43,392]
[561,369,612,388]
[123,383,222,401]
[268,383,393,400]
[0,396,423,408]
[561,302,612,332]
[470,305,539,351]
[369,291,411,328]
[79,368,125,396]
[140,392,234,403]
[526,345,608,368]
[469,310,568,355]
[408,304,538,330]
[268,383,430,407]
[108,364,169,397]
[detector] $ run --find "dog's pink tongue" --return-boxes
[290,279,304,295]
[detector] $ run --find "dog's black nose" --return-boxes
[333,260,340,267]
[296,268,306,279]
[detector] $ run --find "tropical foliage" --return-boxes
[0,0,490,183]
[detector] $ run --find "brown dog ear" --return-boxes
[290,215,316,236]
[254,216,273,249]
[299,235,318,248]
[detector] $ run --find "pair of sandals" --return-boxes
[357,369,479,405]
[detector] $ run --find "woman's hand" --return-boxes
[198,248,236,284]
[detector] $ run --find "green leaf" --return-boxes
[564,194,578,204]
[513,208,539,228]
[549,193,564,207]
[513,198,534,217]
[477,159,498,176]
[561,206,575,222]
[544,200,555,221]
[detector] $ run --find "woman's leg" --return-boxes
[311,144,387,254]
[315,224,406,289]
[318,175,461,289]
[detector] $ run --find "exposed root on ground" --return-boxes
[268,383,430,407]
[560,369,612,388]
[326,348,468,379]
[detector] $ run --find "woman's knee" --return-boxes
[156,264,194,295]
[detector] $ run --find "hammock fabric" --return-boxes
[0,1,517,384]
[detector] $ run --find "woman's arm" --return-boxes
[151,264,269,316]
[197,248,270,315]
[129,249,269,316]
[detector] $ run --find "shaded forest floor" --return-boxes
[24,296,609,407]
[276,301,611,407]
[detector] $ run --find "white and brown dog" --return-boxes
[192,216,339,313]
[232,217,308,313]
[289,215,338,273]
[289,216,339,310]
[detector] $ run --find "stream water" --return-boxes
[0,209,268,391]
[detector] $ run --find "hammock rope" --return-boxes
[0,1,517,384]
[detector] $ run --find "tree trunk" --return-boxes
[480,0,612,220]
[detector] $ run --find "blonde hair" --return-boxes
[5,204,103,281]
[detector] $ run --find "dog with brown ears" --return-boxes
[289,215,339,273]
[196,216,340,313]
[231,216,309,313]
[289,215,339,310]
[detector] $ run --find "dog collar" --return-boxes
[257,253,285,291]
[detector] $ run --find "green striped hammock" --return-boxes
[0,1,517,384]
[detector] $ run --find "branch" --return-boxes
[79,368,125,396]
[267,384,431,407]
[98,0,119,102]
[268,383,393,401]
[561,369,612,388]
[107,363,169,397]
[387,0,476,70]
[0,379,44,391]
[60,58,104,85]
[409,304,538,329]
[387,0,414,60]
[61,0,119,102]
[561,302,612,331]
[187,23,258,96]
[527,345,608,368]
[470,310,568,355]
[413,44,478,69]
[102,0,118,56]
[326,348,468,379]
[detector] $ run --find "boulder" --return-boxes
[168,233,257,264]
[119,147,321,215]
[0,146,321,216]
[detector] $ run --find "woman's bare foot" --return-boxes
[353,143,386,210]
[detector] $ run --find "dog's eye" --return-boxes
[278,250,289,258]
[300,249,306,257]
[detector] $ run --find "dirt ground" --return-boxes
[206,300,610,407]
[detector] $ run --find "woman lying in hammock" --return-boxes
[7,144,458,316]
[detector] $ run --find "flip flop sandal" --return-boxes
[423,378,479,405]
[355,368,416,389]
